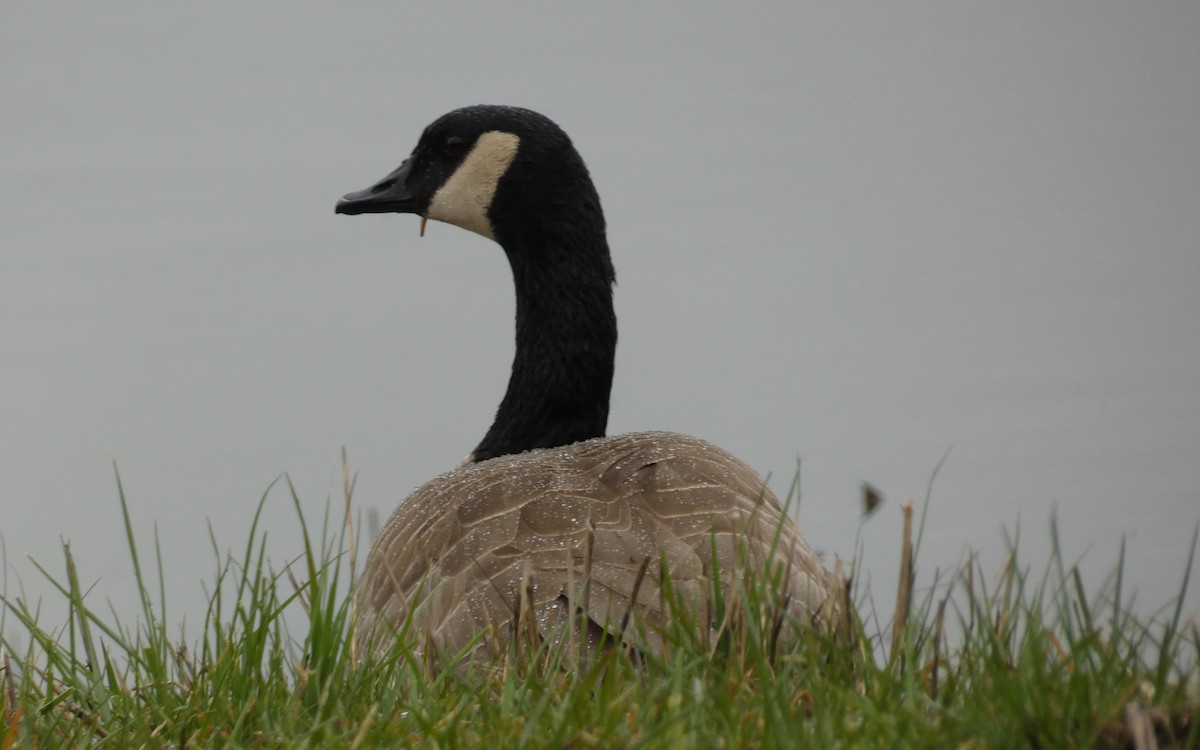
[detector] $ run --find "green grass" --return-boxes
[1,469,1197,749]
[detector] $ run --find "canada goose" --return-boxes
[336,105,840,663]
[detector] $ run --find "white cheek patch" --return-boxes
[426,131,520,240]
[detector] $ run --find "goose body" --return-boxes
[337,105,839,662]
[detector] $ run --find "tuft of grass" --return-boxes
[0,465,1197,749]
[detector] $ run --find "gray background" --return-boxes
[3,3,1198,638]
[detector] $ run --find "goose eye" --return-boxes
[443,136,467,158]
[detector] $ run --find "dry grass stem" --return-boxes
[890,498,915,662]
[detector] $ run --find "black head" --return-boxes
[336,105,602,247]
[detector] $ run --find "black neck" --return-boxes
[471,225,617,462]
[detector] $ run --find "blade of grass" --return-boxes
[1154,522,1198,693]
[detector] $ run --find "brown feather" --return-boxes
[355,430,840,663]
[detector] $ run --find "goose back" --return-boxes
[355,431,839,662]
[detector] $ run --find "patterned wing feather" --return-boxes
[354,431,839,663]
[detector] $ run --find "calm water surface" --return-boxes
[3,3,1198,641]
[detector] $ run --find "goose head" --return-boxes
[336,105,606,250]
